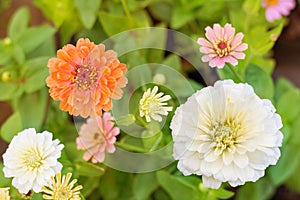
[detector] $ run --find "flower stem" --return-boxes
[115,141,147,153]
[121,0,131,18]
[227,64,244,83]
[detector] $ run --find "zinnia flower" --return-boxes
[46,38,128,118]
[139,86,173,122]
[76,112,120,163]
[0,188,10,200]
[262,0,296,22]
[2,128,64,194]
[197,23,248,68]
[42,173,83,200]
[170,80,283,189]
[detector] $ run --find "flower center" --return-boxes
[215,41,230,57]
[266,0,278,6]
[24,151,43,169]
[211,120,241,152]
[53,186,72,200]
[74,65,98,90]
[141,97,161,115]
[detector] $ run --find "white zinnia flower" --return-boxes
[139,86,173,122]
[170,80,283,189]
[2,128,64,194]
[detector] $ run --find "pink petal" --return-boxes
[232,43,248,51]
[209,57,225,68]
[205,26,217,42]
[223,23,235,41]
[266,8,282,22]
[83,151,93,161]
[231,33,244,49]
[201,55,213,62]
[224,56,238,66]
[213,24,223,40]
[231,52,246,59]
[106,144,116,153]
[200,46,214,54]
[110,127,120,136]
[197,38,213,48]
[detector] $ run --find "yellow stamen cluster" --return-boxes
[74,65,98,90]
[214,41,231,58]
[266,0,279,6]
[211,119,242,152]
[42,173,83,200]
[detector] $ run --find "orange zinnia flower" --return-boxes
[46,38,127,118]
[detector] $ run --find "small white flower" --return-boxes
[171,80,283,189]
[0,187,10,200]
[139,86,173,122]
[2,128,64,194]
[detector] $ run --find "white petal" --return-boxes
[202,176,222,189]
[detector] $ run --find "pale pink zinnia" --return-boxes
[76,112,120,163]
[262,0,296,22]
[197,23,248,69]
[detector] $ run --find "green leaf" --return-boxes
[148,1,172,23]
[171,6,195,29]
[276,89,300,123]
[0,163,11,187]
[290,117,300,145]
[0,82,24,101]
[242,0,261,15]
[250,22,284,55]
[274,78,295,102]
[99,169,134,200]
[31,193,43,200]
[142,123,163,152]
[133,172,158,200]
[12,89,47,130]
[16,25,56,53]
[269,144,300,186]
[33,0,75,28]
[13,44,25,64]
[75,0,102,29]
[74,161,105,177]
[81,177,99,197]
[236,177,275,200]
[245,64,274,99]
[284,162,300,193]
[0,112,23,142]
[209,188,234,199]
[156,171,201,200]
[63,142,84,161]
[21,57,49,93]
[8,7,30,40]
[162,54,181,72]
[98,12,138,36]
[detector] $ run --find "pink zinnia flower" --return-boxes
[262,0,296,22]
[76,112,120,163]
[197,23,248,69]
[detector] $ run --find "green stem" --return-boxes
[227,64,244,83]
[115,141,147,153]
[121,0,131,18]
